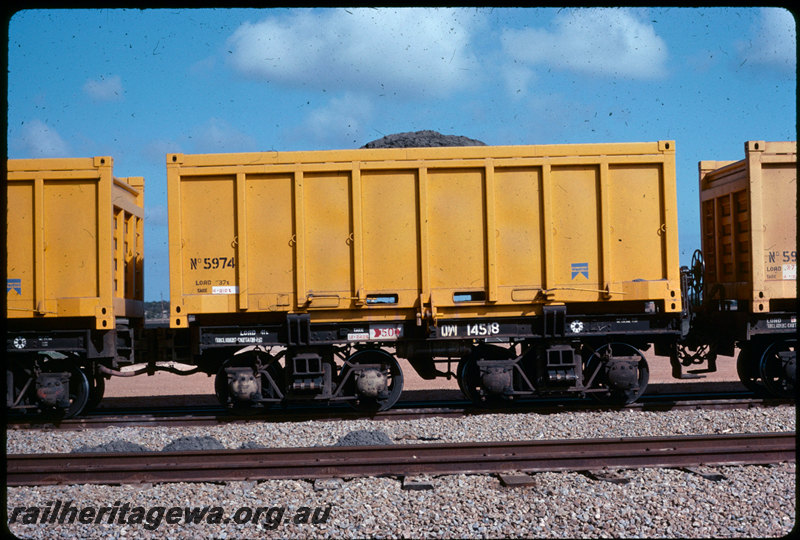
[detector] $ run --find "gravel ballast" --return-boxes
[7,406,794,454]
[6,405,796,538]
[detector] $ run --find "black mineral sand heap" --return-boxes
[361,130,485,149]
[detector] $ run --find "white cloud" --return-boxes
[17,119,70,157]
[738,8,796,71]
[83,74,124,101]
[299,93,375,148]
[226,8,479,99]
[501,63,536,99]
[501,8,668,80]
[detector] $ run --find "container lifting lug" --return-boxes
[602,283,613,299]
[355,288,366,306]
[417,294,439,327]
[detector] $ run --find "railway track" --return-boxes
[7,432,794,487]
[7,393,792,430]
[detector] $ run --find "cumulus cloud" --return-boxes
[501,62,536,99]
[738,7,796,71]
[299,92,375,147]
[17,119,70,157]
[226,8,479,98]
[83,74,124,101]
[501,8,668,80]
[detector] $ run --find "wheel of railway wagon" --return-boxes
[456,351,507,407]
[85,373,105,411]
[38,362,91,419]
[758,339,796,398]
[80,360,105,411]
[62,365,91,418]
[343,349,404,412]
[583,343,649,405]
[735,345,767,394]
[214,354,285,413]
[456,355,480,402]
[7,357,90,418]
[456,356,472,398]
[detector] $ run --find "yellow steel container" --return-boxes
[168,141,681,328]
[6,157,144,329]
[699,141,797,313]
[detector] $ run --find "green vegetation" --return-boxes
[144,300,169,320]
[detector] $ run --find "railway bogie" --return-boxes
[736,337,796,398]
[7,353,90,418]
[208,343,407,411]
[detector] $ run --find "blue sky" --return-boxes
[7,7,796,301]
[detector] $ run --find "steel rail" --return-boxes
[7,432,794,487]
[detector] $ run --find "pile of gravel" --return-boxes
[162,436,225,452]
[74,436,228,453]
[361,130,485,148]
[71,440,150,453]
[238,440,269,450]
[333,429,394,446]
[68,429,395,454]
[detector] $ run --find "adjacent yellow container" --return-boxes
[6,157,144,329]
[168,141,681,328]
[699,141,797,313]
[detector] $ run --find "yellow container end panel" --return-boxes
[701,187,751,292]
[699,159,744,293]
[111,176,145,318]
